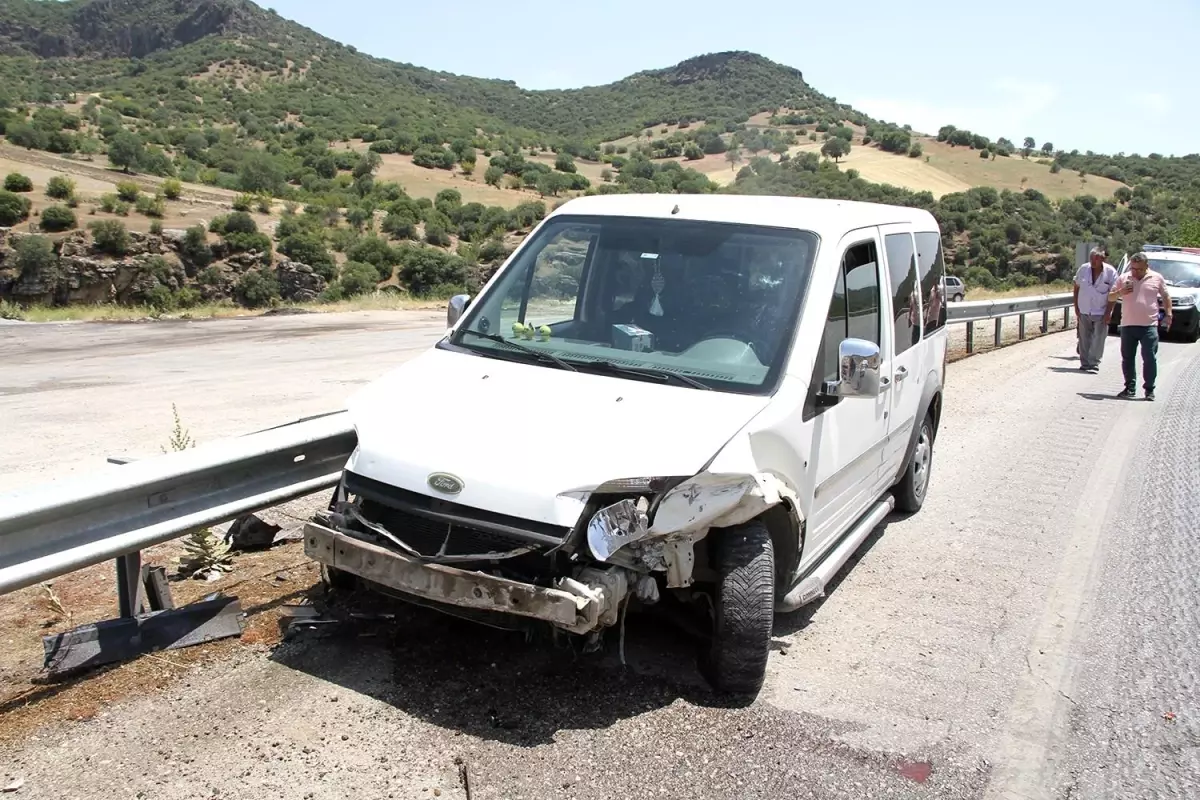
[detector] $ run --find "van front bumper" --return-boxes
[304,522,627,634]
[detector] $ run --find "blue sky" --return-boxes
[266,0,1198,157]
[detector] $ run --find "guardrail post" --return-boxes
[965,322,974,353]
[1018,313,1027,340]
[994,317,1003,347]
[1063,307,1070,328]
[115,551,146,618]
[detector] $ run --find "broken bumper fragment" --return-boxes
[304,522,626,634]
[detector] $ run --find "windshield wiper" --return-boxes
[458,329,577,371]
[573,359,712,390]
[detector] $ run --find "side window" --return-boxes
[884,232,920,355]
[915,231,947,335]
[843,241,881,346]
[817,264,848,386]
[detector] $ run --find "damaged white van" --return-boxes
[304,194,948,696]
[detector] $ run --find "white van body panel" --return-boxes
[345,346,771,528]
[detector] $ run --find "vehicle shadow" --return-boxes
[268,586,741,747]
[770,515,897,641]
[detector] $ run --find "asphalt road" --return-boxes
[1,313,1197,799]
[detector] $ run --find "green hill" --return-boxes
[0,0,1197,316]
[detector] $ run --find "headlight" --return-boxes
[1172,295,1197,308]
[591,476,687,494]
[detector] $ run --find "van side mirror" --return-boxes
[823,338,882,399]
[446,294,471,328]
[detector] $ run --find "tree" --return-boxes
[725,145,743,170]
[821,137,850,162]
[89,220,131,255]
[352,150,382,179]
[14,235,56,280]
[40,205,77,232]
[1040,141,1054,155]
[554,152,577,173]
[4,173,32,192]
[46,176,75,200]
[484,165,503,187]
[107,132,145,173]
[1023,137,1036,151]
[338,261,379,296]
[0,190,32,226]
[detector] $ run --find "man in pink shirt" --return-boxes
[1111,252,1173,401]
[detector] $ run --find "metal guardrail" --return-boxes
[0,412,356,597]
[0,291,1076,600]
[946,292,1074,353]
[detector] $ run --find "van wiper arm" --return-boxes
[578,360,711,390]
[458,329,577,371]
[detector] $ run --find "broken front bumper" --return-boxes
[304,522,626,635]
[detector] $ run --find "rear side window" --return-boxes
[915,231,947,335]
[884,232,919,355]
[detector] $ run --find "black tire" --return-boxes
[698,520,775,697]
[1187,320,1200,344]
[893,414,934,514]
[953,293,964,302]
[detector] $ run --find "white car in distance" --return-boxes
[304,194,949,697]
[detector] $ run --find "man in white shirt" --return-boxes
[1073,247,1118,371]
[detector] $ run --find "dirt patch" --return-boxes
[0,141,237,206]
[0,506,327,745]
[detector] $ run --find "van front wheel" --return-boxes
[698,520,775,697]
[893,414,934,513]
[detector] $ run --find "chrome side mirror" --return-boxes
[446,294,471,328]
[824,338,882,399]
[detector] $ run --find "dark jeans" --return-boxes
[1120,325,1158,393]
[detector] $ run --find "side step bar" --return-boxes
[776,495,895,613]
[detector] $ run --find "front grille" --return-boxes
[361,500,529,557]
[343,471,571,558]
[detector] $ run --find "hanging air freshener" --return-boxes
[648,255,665,317]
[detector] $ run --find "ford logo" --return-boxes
[427,472,464,495]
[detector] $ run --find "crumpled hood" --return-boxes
[343,345,770,528]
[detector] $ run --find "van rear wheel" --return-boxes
[894,414,934,513]
[698,520,775,697]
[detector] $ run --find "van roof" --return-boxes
[547,193,940,240]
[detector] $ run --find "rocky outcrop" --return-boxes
[275,259,326,303]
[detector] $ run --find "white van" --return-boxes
[304,194,948,696]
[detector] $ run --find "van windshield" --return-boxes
[446,214,819,394]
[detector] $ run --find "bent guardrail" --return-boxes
[0,412,356,597]
[947,292,1074,353]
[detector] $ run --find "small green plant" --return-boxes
[136,193,166,218]
[0,299,27,320]
[4,172,33,192]
[162,178,183,200]
[116,180,140,202]
[46,175,76,200]
[99,193,131,216]
[150,219,164,235]
[162,405,233,580]
[232,193,256,212]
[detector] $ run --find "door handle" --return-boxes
[895,366,909,381]
[879,376,891,389]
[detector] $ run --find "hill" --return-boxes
[0,0,1197,317]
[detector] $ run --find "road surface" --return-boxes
[1,312,1195,799]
